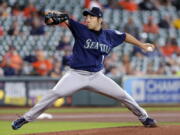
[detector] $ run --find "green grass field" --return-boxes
[1,120,180,135]
[1,121,140,135]
[1,121,180,135]
[0,107,180,135]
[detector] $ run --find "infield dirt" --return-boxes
[26,125,180,135]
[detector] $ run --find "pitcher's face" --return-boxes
[84,15,102,30]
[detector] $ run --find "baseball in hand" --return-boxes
[147,46,153,52]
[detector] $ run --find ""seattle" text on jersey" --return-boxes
[84,39,111,53]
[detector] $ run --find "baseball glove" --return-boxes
[44,12,69,25]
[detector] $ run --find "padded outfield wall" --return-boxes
[0,76,179,106]
[123,76,180,104]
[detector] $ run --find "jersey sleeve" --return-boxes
[67,19,86,38]
[109,30,126,47]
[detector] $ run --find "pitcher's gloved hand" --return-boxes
[44,11,69,25]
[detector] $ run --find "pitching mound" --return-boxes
[27,125,180,135]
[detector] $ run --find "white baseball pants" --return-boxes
[24,69,148,122]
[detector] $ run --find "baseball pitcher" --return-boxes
[12,7,157,130]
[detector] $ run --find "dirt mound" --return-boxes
[27,125,180,135]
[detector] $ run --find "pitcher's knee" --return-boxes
[46,89,61,98]
[112,92,127,100]
[116,95,126,101]
[51,89,69,98]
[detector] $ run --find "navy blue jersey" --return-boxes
[67,19,126,72]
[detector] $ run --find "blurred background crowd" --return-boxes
[0,0,180,78]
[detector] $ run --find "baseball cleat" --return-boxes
[142,117,157,128]
[11,117,28,130]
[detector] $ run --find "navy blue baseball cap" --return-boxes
[83,7,103,18]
